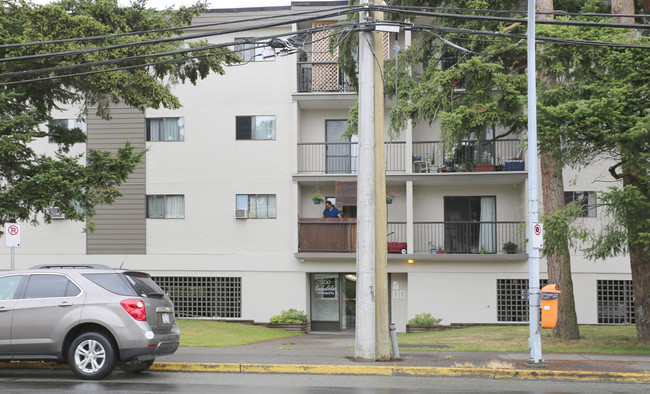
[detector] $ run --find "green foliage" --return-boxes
[0,0,240,232]
[407,312,442,327]
[502,241,518,252]
[269,308,309,324]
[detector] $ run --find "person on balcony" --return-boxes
[322,200,342,218]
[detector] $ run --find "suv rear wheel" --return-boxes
[118,359,154,373]
[68,332,116,380]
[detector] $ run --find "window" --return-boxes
[236,194,276,219]
[497,279,548,322]
[326,120,357,174]
[152,276,241,318]
[147,195,185,218]
[0,275,23,300]
[24,274,81,299]
[597,280,634,324]
[146,117,184,141]
[564,191,597,217]
[48,118,87,143]
[236,116,276,140]
[444,196,496,253]
[235,39,266,62]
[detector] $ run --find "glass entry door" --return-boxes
[310,273,356,331]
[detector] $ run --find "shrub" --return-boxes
[407,312,442,326]
[269,308,309,324]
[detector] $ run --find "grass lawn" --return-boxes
[177,320,650,354]
[397,325,650,354]
[177,320,302,347]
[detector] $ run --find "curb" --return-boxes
[2,361,648,383]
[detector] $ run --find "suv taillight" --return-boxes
[121,299,146,321]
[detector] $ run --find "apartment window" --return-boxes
[235,39,266,62]
[146,117,184,141]
[440,51,466,90]
[48,119,87,143]
[564,191,597,217]
[236,194,276,219]
[497,279,548,322]
[146,195,185,218]
[236,116,276,140]
[444,196,496,253]
[152,276,241,318]
[597,280,635,324]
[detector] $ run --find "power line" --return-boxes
[0,5,356,50]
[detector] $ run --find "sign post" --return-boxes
[5,223,21,270]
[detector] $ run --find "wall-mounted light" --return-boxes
[407,259,414,264]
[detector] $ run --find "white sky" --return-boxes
[29,1,334,10]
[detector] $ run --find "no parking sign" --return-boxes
[4,223,21,247]
[532,222,543,249]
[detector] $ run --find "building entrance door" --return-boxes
[310,273,356,331]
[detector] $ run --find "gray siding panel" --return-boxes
[87,104,146,255]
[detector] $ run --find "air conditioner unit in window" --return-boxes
[235,209,248,219]
[48,206,66,219]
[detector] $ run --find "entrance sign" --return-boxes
[5,223,21,248]
[532,222,543,249]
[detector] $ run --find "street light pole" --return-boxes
[527,0,544,365]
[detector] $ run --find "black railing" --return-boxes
[297,141,405,174]
[412,139,525,173]
[414,221,525,254]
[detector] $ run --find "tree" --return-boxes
[0,0,239,232]
[536,0,650,341]
[377,0,584,337]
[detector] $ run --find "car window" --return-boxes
[124,272,166,298]
[24,274,79,299]
[83,273,137,296]
[0,275,23,300]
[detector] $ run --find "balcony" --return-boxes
[297,139,525,175]
[298,220,525,254]
[297,61,354,93]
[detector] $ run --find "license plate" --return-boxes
[161,313,170,324]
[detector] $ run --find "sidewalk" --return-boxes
[152,332,650,382]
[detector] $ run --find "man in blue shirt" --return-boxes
[322,200,342,218]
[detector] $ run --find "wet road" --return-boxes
[0,369,646,393]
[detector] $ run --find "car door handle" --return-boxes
[0,306,10,312]
[58,302,73,308]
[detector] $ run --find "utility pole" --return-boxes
[355,2,376,361]
[373,1,391,361]
[526,0,544,365]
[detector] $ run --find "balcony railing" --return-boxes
[297,61,354,93]
[413,139,525,173]
[297,140,524,174]
[414,221,525,254]
[298,220,525,254]
[297,141,405,174]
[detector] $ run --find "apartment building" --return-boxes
[4,1,634,332]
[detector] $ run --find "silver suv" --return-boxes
[0,264,180,380]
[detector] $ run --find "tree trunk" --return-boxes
[613,0,649,343]
[536,0,580,340]
[540,153,580,340]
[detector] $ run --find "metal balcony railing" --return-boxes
[297,141,405,174]
[412,139,525,173]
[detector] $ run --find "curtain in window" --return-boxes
[256,195,268,218]
[478,196,496,253]
[164,118,183,141]
[148,119,163,141]
[587,192,597,217]
[165,195,185,218]
[255,116,275,140]
[267,195,277,218]
[147,196,165,218]
[248,195,257,218]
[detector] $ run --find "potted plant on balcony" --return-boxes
[386,190,397,204]
[474,151,495,172]
[268,308,310,332]
[503,241,518,254]
[428,242,437,254]
[313,190,324,204]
